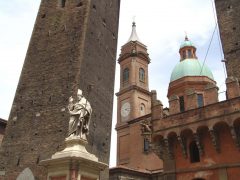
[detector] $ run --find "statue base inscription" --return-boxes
[41,137,107,180]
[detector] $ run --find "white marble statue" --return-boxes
[68,89,92,140]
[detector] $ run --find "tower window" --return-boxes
[187,49,192,58]
[143,138,150,152]
[139,68,145,82]
[59,0,66,8]
[189,141,200,163]
[123,68,129,82]
[179,96,185,112]
[197,94,204,107]
[140,103,146,116]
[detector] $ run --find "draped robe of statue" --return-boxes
[68,95,92,139]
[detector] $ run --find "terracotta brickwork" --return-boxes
[117,115,163,171]
[111,6,240,178]
[0,1,120,179]
[115,23,163,174]
[215,0,240,80]
[152,81,240,180]
[168,76,217,112]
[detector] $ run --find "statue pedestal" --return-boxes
[41,136,108,180]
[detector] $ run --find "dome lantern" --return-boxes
[179,36,197,61]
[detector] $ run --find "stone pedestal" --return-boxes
[41,136,108,180]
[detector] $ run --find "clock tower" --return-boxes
[115,22,161,169]
[116,21,151,125]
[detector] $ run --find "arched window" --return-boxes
[139,68,145,82]
[189,141,200,163]
[123,68,129,82]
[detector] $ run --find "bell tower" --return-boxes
[116,22,151,124]
[115,22,162,170]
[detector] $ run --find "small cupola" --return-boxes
[179,36,197,61]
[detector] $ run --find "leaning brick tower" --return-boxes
[0,0,120,179]
[215,0,240,80]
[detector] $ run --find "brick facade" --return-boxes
[114,23,163,174]
[0,1,120,179]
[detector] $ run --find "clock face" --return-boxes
[121,102,131,118]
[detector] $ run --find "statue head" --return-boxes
[77,89,83,101]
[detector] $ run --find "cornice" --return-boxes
[118,51,150,64]
[116,85,151,96]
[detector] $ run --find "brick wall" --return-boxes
[215,0,240,80]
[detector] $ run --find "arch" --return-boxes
[139,68,145,82]
[196,125,209,134]
[233,118,240,128]
[167,131,178,139]
[163,129,180,139]
[180,128,194,137]
[213,121,230,130]
[232,118,240,144]
[17,168,35,180]
[123,68,129,82]
[189,141,200,163]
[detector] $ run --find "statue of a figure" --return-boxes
[68,89,92,139]
[140,120,152,134]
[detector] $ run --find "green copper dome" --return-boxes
[180,39,194,48]
[170,59,214,82]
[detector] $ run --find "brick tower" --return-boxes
[115,22,163,171]
[215,0,240,80]
[0,0,120,179]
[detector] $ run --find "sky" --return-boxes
[0,0,226,167]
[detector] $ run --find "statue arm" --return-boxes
[69,110,82,115]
